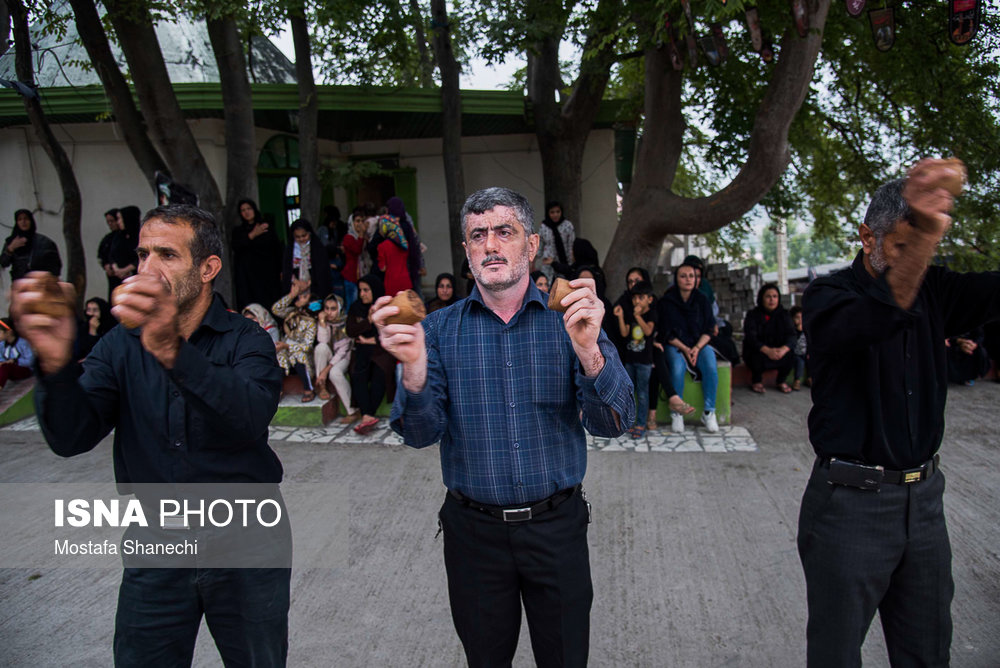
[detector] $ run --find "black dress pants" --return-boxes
[114,567,290,667]
[439,490,593,668]
[797,460,953,668]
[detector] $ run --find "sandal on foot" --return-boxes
[792,380,801,391]
[629,426,646,439]
[353,417,379,434]
[338,412,361,424]
[777,383,792,394]
[669,397,696,415]
[302,391,315,402]
[317,387,331,401]
[751,383,766,394]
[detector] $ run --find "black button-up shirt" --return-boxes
[36,295,284,483]
[803,252,1000,469]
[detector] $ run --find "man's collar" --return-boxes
[851,250,876,285]
[126,292,233,337]
[464,279,546,314]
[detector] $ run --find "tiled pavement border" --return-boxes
[4,417,758,453]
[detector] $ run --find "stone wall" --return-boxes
[706,263,762,337]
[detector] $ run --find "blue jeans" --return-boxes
[343,280,359,312]
[795,354,807,382]
[624,362,652,427]
[665,345,717,412]
[113,567,290,667]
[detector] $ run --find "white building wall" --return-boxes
[0,121,617,303]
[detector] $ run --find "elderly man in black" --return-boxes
[11,204,288,667]
[799,159,1000,667]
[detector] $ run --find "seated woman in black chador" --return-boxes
[742,283,797,394]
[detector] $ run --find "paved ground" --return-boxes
[1,382,998,667]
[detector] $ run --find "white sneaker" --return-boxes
[701,411,719,433]
[671,412,685,434]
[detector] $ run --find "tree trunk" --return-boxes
[7,0,84,306]
[604,0,832,289]
[67,0,168,194]
[103,0,223,219]
[1,2,10,55]
[526,0,618,229]
[409,0,434,88]
[430,0,466,278]
[290,9,320,228]
[207,14,257,302]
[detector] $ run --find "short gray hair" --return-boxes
[863,179,912,241]
[460,187,535,238]
[142,204,224,268]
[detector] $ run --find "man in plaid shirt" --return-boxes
[373,187,634,667]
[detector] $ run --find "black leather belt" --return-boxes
[819,454,939,490]
[449,485,579,523]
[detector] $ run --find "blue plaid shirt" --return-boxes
[390,282,634,505]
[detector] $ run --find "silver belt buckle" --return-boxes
[502,507,532,522]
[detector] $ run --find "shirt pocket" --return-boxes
[527,340,576,409]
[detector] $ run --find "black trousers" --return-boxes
[350,359,385,416]
[439,490,593,668]
[797,461,953,667]
[648,346,678,406]
[745,348,795,385]
[113,567,290,667]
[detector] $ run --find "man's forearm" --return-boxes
[888,227,940,310]
[402,354,428,392]
[576,344,605,377]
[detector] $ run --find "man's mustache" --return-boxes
[481,255,507,267]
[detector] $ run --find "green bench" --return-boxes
[652,360,732,426]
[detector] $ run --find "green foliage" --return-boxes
[757,220,850,272]
[607,0,1000,268]
[320,158,389,191]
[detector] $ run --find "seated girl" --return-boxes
[347,274,396,433]
[271,279,319,402]
[315,294,360,422]
[241,303,280,344]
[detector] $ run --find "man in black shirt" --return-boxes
[799,159,1000,667]
[11,204,289,667]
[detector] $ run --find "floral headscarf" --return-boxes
[378,215,408,250]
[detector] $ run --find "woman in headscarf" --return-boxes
[241,303,281,344]
[537,200,575,279]
[0,317,34,389]
[376,212,412,297]
[272,279,320,402]
[314,293,359,423]
[232,198,284,311]
[387,196,423,292]
[282,218,331,301]
[74,297,115,360]
[341,206,369,308]
[347,274,396,434]
[742,282,796,394]
[426,273,458,313]
[1,209,62,281]
[105,205,140,288]
[530,270,550,294]
[97,208,121,300]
